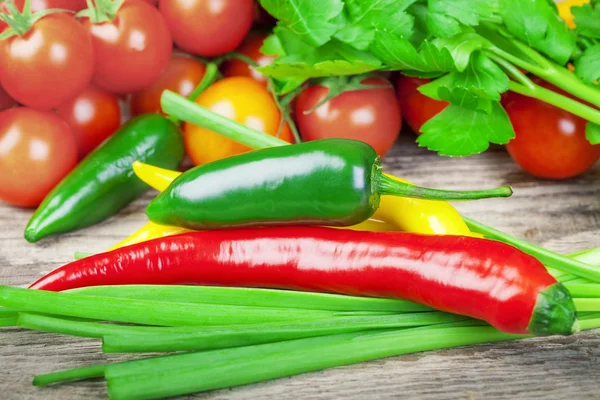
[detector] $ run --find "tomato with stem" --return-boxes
[0,107,78,208]
[395,75,448,135]
[159,0,254,57]
[130,55,206,116]
[183,76,294,165]
[81,0,172,93]
[0,13,94,110]
[56,85,121,158]
[504,79,600,179]
[223,33,275,85]
[295,77,402,156]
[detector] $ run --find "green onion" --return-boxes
[564,284,600,298]
[0,286,338,326]
[102,312,469,353]
[105,326,526,400]
[69,285,430,312]
[0,316,17,327]
[17,313,263,338]
[464,218,600,282]
[33,365,105,387]
[573,298,600,312]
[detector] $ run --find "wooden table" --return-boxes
[2,135,600,399]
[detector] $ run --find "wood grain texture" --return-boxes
[1,134,600,399]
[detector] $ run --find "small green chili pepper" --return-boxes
[146,139,512,230]
[25,115,185,243]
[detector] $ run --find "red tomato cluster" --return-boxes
[394,75,600,179]
[0,1,406,208]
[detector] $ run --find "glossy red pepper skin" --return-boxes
[30,227,576,336]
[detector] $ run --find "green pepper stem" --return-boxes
[376,172,513,201]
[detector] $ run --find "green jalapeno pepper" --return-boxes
[146,138,512,230]
[25,115,185,243]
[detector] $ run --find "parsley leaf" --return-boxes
[432,53,508,113]
[498,0,576,65]
[426,0,499,38]
[429,0,498,26]
[434,31,492,71]
[586,122,600,145]
[417,102,515,156]
[575,44,600,84]
[259,0,344,46]
[572,2,600,39]
[258,28,381,81]
[333,0,417,51]
[370,31,455,73]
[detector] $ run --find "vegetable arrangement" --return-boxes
[1,0,600,399]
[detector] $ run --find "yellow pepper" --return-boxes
[108,162,478,250]
[557,0,589,28]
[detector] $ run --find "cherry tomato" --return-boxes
[0,13,94,110]
[13,0,87,11]
[0,107,77,207]
[56,85,121,158]
[130,55,206,116]
[183,77,294,165]
[159,0,254,57]
[82,0,172,93]
[0,84,16,111]
[504,79,600,179]
[395,76,448,135]
[223,33,275,85]
[295,77,402,156]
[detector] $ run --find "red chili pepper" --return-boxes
[29,227,577,336]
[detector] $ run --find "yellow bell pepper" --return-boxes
[109,162,478,250]
[557,0,589,28]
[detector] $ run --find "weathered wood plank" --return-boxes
[1,135,599,399]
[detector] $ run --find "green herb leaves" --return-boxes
[571,1,600,85]
[258,0,600,156]
[418,103,514,156]
[260,0,344,46]
[497,0,575,65]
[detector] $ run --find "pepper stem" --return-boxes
[375,172,513,201]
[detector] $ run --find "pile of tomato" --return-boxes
[0,0,597,209]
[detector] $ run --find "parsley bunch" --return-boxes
[257,0,600,156]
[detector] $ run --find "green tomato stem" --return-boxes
[187,62,219,102]
[508,81,600,125]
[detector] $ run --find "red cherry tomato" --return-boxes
[0,14,94,110]
[13,0,87,11]
[0,107,77,207]
[295,77,402,156]
[0,84,16,111]
[56,85,121,158]
[395,76,448,135]
[82,0,172,93]
[130,55,206,116]
[159,0,254,57]
[223,33,275,85]
[504,79,600,179]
